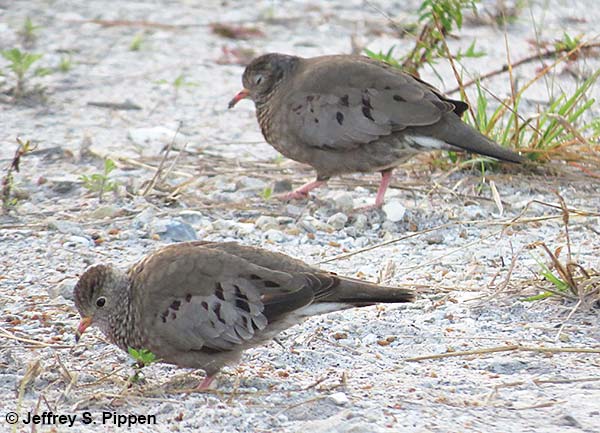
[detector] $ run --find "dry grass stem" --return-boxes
[406,344,600,362]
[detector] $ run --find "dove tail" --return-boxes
[318,275,415,305]
[426,113,525,163]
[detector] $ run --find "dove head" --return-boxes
[228,53,299,108]
[73,264,129,342]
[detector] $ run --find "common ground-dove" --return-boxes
[229,53,525,207]
[74,241,414,388]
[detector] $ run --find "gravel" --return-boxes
[1,1,599,433]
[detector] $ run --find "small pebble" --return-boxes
[424,233,445,244]
[273,179,293,193]
[65,235,93,247]
[352,214,368,231]
[332,192,354,211]
[178,210,205,224]
[48,220,85,236]
[329,392,349,406]
[152,219,197,242]
[255,215,279,230]
[237,176,266,190]
[327,212,348,230]
[264,229,286,242]
[382,200,406,222]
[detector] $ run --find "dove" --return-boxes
[74,241,415,388]
[229,53,524,207]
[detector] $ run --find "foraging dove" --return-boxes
[74,241,414,388]
[229,53,525,207]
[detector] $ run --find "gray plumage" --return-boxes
[73,241,415,383]
[229,53,524,205]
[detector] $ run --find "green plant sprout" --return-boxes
[156,73,199,101]
[80,158,119,202]
[128,348,158,383]
[1,48,45,98]
[260,186,273,200]
[18,17,40,46]
[58,55,73,73]
[129,32,144,51]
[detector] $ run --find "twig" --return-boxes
[2,138,36,212]
[406,344,600,362]
[494,376,600,389]
[394,229,503,277]
[554,299,582,342]
[0,327,73,348]
[142,123,182,196]
[70,19,182,30]
[446,41,600,94]
[513,400,562,410]
[272,395,329,418]
[318,222,454,264]
[432,13,475,121]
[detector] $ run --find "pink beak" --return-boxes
[228,88,250,109]
[75,316,93,343]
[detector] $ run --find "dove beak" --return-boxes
[228,88,250,109]
[75,316,93,343]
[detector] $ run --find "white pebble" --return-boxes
[264,229,286,242]
[382,200,406,222]
[329,392,349,406]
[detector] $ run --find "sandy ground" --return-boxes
[1,0,599,432]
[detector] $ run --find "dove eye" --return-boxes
[96,297,106,308]
[254,74,263,85]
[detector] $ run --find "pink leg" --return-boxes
[195,374,217,391]
[374,169,393,208]
[355,170,394,211]
[278,179,326,201]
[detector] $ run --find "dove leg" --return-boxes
[195,374,217,391]
[279,179,326,200]
[374,169,393,207]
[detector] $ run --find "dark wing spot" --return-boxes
[249,274,261,280]
[306,95,314,102]
[384,86,391,90]
[215,283,225,300]
[393,94,405,102]
[362,106,375,121]
[234,285,249,301]
[339,95,349,107]
[361,94,373,109]
[185,293,192,302]
[336,112,344,125]
[264,280,280,288]
[321,144,338,151]
[198,346,222,354]
[314,118,319,123]
[242,316,249,327]
[170,312,177,320]
[213,303,223,322]
[201,301,209,310]
[170,300,181,311]
[251,318,263,331]
[236,298,251,313]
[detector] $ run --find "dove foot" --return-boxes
[277,179,326,201]
[195,374,217,391]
